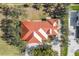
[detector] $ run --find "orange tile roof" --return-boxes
[21,19,60,45]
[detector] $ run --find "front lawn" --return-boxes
[70,6,79,10]
[61,46,68,56]
[69,4,79,10]
[75,50,79,56]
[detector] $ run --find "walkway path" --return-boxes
[52,43,61,56]
[51,19,61,56]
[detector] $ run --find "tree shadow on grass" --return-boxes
[0,19,16,45]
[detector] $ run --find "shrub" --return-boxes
[29,44,58,56]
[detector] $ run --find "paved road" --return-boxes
[68,11,79,56]
[68,27,79,56]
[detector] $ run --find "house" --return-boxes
[21,18,60,47]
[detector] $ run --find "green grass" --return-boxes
[69,5,79,10]
[75,50,79,56]
[61,46,68,56]
[0,38,20,56]
[60,15,68,56]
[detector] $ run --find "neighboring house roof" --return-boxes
[21,19,60,46]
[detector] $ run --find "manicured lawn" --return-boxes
[75,50,79,56]
[69,4,79,10]
[61,46,68,56]
[70,6,79,10]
